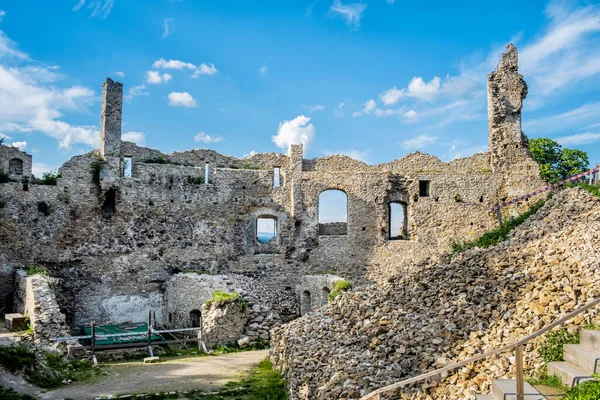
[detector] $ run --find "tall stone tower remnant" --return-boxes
[99,78,123,158]
[487,44,529,171]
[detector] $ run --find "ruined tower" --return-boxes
[487,44,529,171]
[99,78,123,158]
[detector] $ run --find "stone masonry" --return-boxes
[0,45,546,346]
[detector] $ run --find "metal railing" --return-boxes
[51,310,205,364]
[359,296,600,400]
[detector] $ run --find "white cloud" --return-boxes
[194,132,222,143]
[162,18,174,39]
[524,102,600,134]
[442,144,488,161]
[146,70,172,84]
[334,102,345,117]
[122,131,145,145]
[259,65,268,77]
[329,0,367,29]
[72,0,114,19]
[406,76,441,101]
[555,132,600,146]
[380,87,405,105]
[115,71,125,77]
[9,141,26,150]
[167,92,197,107]
[0,10,5,22]
[124,84,148,102]
[352,99,376,117]
[272,115,315,151]
[153,58,218,77]
[403,109,418,121]
[302,104,325,112]
[401,135,439,150]
[0,34,99,150]
[243,150,258,157]
[321,149,370,163]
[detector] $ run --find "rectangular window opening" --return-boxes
[123,156,133,178]
[419,180,430,197]
[273,167,281,187]
[204,162,210,184]
[257,217,277,243]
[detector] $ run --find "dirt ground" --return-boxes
[35,349,269,400]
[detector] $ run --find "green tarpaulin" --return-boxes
[80,322,164,346]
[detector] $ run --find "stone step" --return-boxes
[548,361,593,388]
[563,344,600,375]
[491,379,545,400]
[475,394,494,400]
[580,329,600,352]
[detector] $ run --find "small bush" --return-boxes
[451,197,547,254]
[328,279,353,301]
[37,201,51,216]
[563,379,600,399]
[35,171,61,186]
[206,290,240,306]
[538,328,580,364]
[143,156,180,165]
[187,176,205,185]
[26,264,47,276]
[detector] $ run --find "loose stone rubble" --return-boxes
[270,188,600,399]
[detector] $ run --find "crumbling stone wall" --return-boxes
[202,299,249,349]
[0,144,32,180]
[0,45,546,335]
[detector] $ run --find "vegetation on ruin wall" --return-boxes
[32,171,61,186]
[530,138,589,183]
[205,291,248,312]
[0,345,102,388]
[450,197,548,254]
[577,183,600,198]
[328,280,353,301]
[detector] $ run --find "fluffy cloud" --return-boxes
[334,102,345,117]
[153,58,218,78]
[167,92,197,107]
[272,115,315,151]
[0,10,5,22]
[122,131,145,145]
[400,135,438,150]
[124,84,148,102]
[32,162,58,178]
[556,132,600,146]
[72,0,114,19]
[194,132,222,143]
[9,141,26,150]
[115,71,125,77]
[329,0,367,29]
[352,99,376,117]
[0,33,99,150]
[146,71,172,84]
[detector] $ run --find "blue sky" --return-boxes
[1,0,600,176]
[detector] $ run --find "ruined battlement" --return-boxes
[0,45,545,336]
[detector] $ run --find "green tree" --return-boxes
[529,138,589,183]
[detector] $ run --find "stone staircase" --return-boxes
[477,329,600,399]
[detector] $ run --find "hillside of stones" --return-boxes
[270,187,600,399]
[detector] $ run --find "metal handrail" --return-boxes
[360,296,600,400]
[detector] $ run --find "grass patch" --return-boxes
[90,160,102,187]
[451,197,548,254]
[328,279,353,301]
[576,183,600,198]
[527,371,566,390]
[563,379,600,399]
[539,328,580,364]
[205,291,240,306]
[0,345,102,388]
[0,386,36,400]
[219,358,287,400]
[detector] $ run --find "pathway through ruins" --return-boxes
[40,350,269,400]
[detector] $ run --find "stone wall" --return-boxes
[202,299,249,348]
[0,45,546,335]
[0,144,32,180]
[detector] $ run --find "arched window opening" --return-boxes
[9,158,23,175]
[189,309,201,328]
[318,190,348,235]
[257,217,277,243]
[389,202,408,240]
[301,290,312,315]
[322,287,330,305]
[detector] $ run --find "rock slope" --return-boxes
[270,188,600,399]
